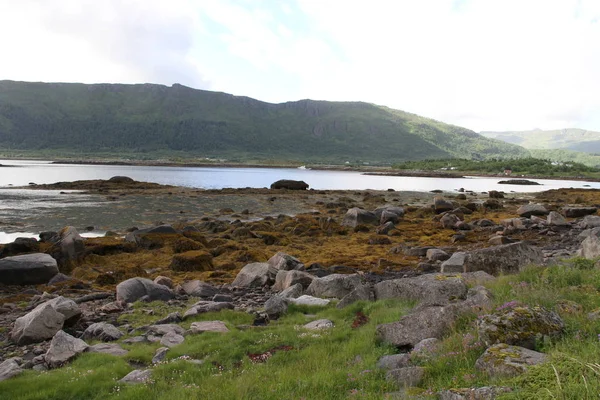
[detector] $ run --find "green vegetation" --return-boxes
[0,80,527,164]
[481,128,600,154]
[394,157,599,176]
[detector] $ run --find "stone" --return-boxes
[182,301,234,319]
[375,206,405,222]
[465,242,543,275]
[438,387,512,400]
[160,331,184,348]
[517,204,548,217]
[279,283,303,299]
[375,274,467,306]
[272,270,314,291]
[88,343,128,356]
[547,211,568,226]
[433,196,454,214]
[48,273,71,285]
[305,274,362,298]
[44,296,81,322]
[580,234,600,259]
[580,215,600,229]
[231,262,278,288]
[341,208,378,228]
[402,246,436,257]
[82,322,123,342]
[376,354,411,370]
[116,277,175,303]
[10,304,65,345]
[264,296,289,319]
[119,369,153,384]
[0,358,23,382]
[563,207,597,218]
[0,237,40,257]
[289,295,330,307]
[267,252,305,271]
[488,235,513,246]
[170,250,213,271]
[376,222,396,235]
[440,213,461,229]
[0,253,59,285]
[270,179,309,190]
[155,312,183,325]
[475,344,547,378]
[152,347,169,364]
[146,324,185,336]
[386,366,425,387]
[488,190,504,199]
[303,319,334,330]
[181,280,218,298]
[478,306,564,349]
[440,252,466,273]
[153,275,173,288]
[337,284,374,308]
[190,321,229,334]
[45,330,89,368]
[377,305,460,349]
[426,248,450,262]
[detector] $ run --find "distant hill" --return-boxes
[481,128,600,154]
[0,80,528,164]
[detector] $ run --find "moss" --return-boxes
[170,250,214,272]
[172,237,205,253]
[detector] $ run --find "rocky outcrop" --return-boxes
[0,253,59,285]
[475,344,547,378]
[375,274,467,306]
[231,262,277,288]
[270,180,309,190]
[305,274,362,298]
[116,277,175,303]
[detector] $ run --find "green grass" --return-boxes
[3,258,600,399]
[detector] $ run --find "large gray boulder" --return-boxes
[547,211,568,226]
[580,234,600,259]
[375,274,468,306]
[0,358,23,382]
[50,226,85,269]
[341,208,378,228]
[517,204,548,217]
[82,322,123,342]
[116,277,175,303]
[0,237,40,257]
[0,253,59,285]
[231,262,277,288]
[279,283,303,299]
[264,296,289,319]
[563,207,597,218]
[267,252,305,271]
[273,270,314,291]
[337,284,374,308]
[440,252,467,273]
[305,274,362,298]
[10,304,65,345]
[475,344,547,378]
[180,280,218,298]
[477,306,564,349]
[45,330,89,368]
[580,215,600,229]
[464,242,543,275]
[119,369,153,384]
[44,296,81,322]
[190,321,229,334]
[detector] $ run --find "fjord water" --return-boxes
[1,159,599,192]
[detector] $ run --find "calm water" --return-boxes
[1,159,598,192]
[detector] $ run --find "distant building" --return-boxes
[503,166,512,175]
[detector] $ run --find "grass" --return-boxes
[2,258,600,399]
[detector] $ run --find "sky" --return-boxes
[0,0,599,132]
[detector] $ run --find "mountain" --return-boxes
[481,128,600,154]
[0,80,528,163]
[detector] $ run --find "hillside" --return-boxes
[481,128,600,153]
[0,80,527,164]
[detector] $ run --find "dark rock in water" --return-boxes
[270,180,309,190]
[498,179,540,185]
[108,176,135,183]
[0,237,40,257]
[0,253,58,285]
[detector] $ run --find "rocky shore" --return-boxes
[1,178,600,398]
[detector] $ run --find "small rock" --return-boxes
[376,354,411,370]
[303,319,334,330]
[0,358,23,382]
[190,321,229,334]
[160,331,185,348]
[45,330,89,368]
[119,369,152,384]
[289,295,330,307]
[152,347,169,363]
[475,344,547,378]
[88,343,128,356]
[82,322,123,342]
[386,366,425,387]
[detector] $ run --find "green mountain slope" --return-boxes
[481,128,600,153]
[0,80,528,163]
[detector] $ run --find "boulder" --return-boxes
[440,252,466,273]
[116,277,175,303]
[433,196,454,214]
[475,344,547,378]
[376,354,411,370]
[0,253,59,285]
[385,366,425,387]
[45,330,89,368]
[488,190,504,199]
[82,322,123,342]
[438,387,512,399]
[182,301,234,319]
[580,234,600,259]
[153,276,173,288]
[375,206,405,221]
[264,295,289,319]
[337,284,374,308]
[190,321,229,334]
[376,222,396,235]
[440,213,461,229]
[160,331,184,348]
[305,274,362,298]
[477,306,564,349]
[152,347,169,363]
[0,237,40,257]
[464,242,543,275]
[0,358,23,382]
[146,324,185,336]
[426,249,450,262]
[44,296,81,322]
[170,251,213,271]
[10,304,65,345]
[547,211,568,226]
[403,246,436,257]
[119,369,152,384]
[270,179,309,190]
[51,226,85,269]
[267,252,305,271]
[231,263,277,288]
[303,319,334,330]
[181,280,218,298]
[341,208,378,228]
[88,343,128,356]
[488,235,514,246]
[279,283,303,299]
[289,295,330,306]
[580,215,600,229]
[517,204,549,217]
[375,274,467,306]
[563,207,597,218]
[125,225,178,247]
[273,270,315,291]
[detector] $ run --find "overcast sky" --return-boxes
[1,0,599,132]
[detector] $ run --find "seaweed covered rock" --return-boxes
[475,343,547,378]
[170,250,214,271]
[433,196,454,214]
[270,180,309,190]
[0,237,40,257]
[477,305,564,349]
[341,208,378,228]
[48,226,85,272]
